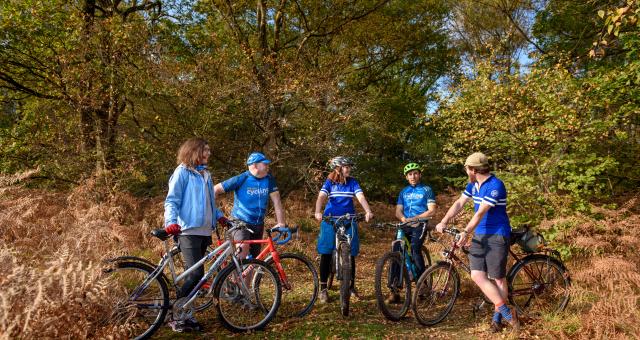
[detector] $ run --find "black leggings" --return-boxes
[176,235,212,298]
[319,253,356,289]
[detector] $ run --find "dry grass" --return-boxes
[535,194,640,339]
[1,175,639,338]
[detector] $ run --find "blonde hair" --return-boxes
[176,138,209,168]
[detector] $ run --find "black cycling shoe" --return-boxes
[183,318,204,332]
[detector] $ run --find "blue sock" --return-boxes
[492,311,502,323]
[498,304,513,322]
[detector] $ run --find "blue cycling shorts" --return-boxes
[316,219,360,257]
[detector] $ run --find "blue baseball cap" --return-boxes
[246,152,271,165]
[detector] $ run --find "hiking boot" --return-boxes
[385,292,401,304]
[319,289,329,304]
[183,317,203,332]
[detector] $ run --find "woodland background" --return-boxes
[0,0,639,338]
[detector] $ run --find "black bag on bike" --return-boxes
[511,228,546,253]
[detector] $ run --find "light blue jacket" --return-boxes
[164,164,223,230]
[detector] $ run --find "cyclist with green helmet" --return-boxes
[386,162,437,303]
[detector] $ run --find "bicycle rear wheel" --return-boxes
[374,252,411,321]
[412,262,460,326]
[214,259,282,332]
[102,260,170,339]
[507,254,571,317]
[268,252,319,318]
[338,242,352,317]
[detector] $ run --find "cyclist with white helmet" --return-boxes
[314,156,374,304]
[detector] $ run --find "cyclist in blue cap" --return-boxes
[214,152,286,259]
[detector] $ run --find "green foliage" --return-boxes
[432,46,639,220]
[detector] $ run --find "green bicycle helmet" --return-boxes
[403,162,421,175]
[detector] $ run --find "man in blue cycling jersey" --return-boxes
[435,152,519,333]
[386,162,437,304]
[214,152,286,259]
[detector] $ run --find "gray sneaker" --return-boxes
[168,320,189,333]
[319,289,329,304]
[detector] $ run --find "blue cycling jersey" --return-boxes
[463,174,511,236]
[320,178,363,216]
[221,171,278,225]
[397,184,436,218]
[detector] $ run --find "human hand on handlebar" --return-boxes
[365,211,374,222]
[314,212,322,222]
[165,223,181,235]
[217,216,230,228]
[435,222,446,233]
[456,230,469,248]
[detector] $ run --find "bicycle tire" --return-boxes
[267,252,319,318]
[421,245,432,268]
[412,262,460,326]
[102,260,170,340]
[507,254,571,317]
[374,252,411,321]
[326,252,336,290]
[338,242,351,317]
[214,259,282,332]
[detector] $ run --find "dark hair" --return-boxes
[176,138,209,168]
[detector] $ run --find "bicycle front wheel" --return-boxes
[338,242,352,317]
[412,262,460,326]
[507,254,571,317]
[374,252,411,321]
[268,252,319,318]
[214,259,282,332]
[102,260,170,340]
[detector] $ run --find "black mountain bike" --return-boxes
[322,213,364,317]
[373,219,433,321]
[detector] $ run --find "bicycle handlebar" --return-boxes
[372,218,432,229]
[268,225,298,245]
[321,213,365,223]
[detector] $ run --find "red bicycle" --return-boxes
[412,225,571,326]
[193,220,319,318]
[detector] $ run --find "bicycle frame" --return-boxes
[391,225,424,281]
[233,234,291,290]
[131,228,256,312]
[437,228,567,303]
[326,215,357,280]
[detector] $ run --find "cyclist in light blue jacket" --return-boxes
[163,138,226,333]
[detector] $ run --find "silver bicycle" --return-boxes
[102,223,282,338]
